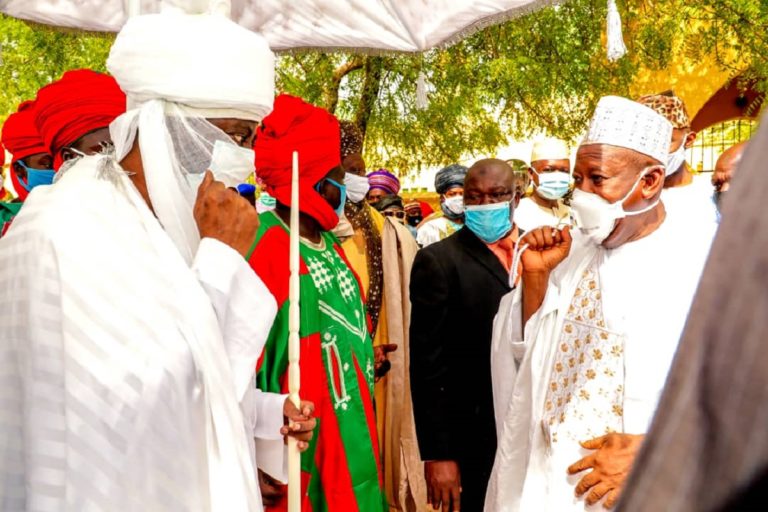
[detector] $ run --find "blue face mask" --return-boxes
[464,201,513,243]
[316,177,347,219]
[16,161,55,192]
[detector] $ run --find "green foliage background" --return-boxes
[1,0,766,174]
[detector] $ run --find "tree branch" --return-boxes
[322,55,364,113]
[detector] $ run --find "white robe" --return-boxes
[0,155,282,511]
[661,175,719,228]
[514,197,571,233]
[487,208,716,512]
[416,216,460,247]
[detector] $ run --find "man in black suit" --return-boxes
[410,159,522,512]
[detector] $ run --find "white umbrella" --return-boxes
[1,0,554,53]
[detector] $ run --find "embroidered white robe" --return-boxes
[487,209,716,512]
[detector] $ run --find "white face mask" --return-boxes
[570,168,660,245]
[205,140,255,188]
[344,172,370,204]
[443,195,465,215]
[665,139,687,176]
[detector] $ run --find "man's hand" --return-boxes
[281,399,316,452]
[520,226,572,326]
[374,343,398,380]
[520,225,572,275]
[193,171,259,257]
[425,460,461,512]
[258,469,285,507]
[568,433,645,509]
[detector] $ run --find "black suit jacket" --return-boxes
[409,227,511,470]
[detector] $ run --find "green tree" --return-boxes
[2,1,766,175]
[0,15,113,122]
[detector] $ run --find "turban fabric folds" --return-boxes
[2,101,48,164]
[367,169,400,195]
[34,69,126,169]
[2,100,50,201]
[255,94,341,231]
[435,164,468,195]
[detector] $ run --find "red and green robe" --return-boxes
[0,202,23,237]
[247,211,386,512]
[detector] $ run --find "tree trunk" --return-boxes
[354,56,384,141]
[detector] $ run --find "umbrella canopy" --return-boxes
[0,0,551,52]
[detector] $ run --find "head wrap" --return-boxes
[107,12,273,122]
[531,138,570,162]
[434,163,468,195]
[2,100,50,201]
[581,96,672,164]
[255,94,342,231]
[637,91,691,130]
[2,101,49,164]
[340,120,363,159]
[367,168,400,195]
[106,12,276,264]
[34,69,126,167]
[404,200,421,214]
[373,194,403,212]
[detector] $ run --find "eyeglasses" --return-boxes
[383,210,406,219]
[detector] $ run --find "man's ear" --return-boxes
[641,165,666,199]
[59,148,75,162]
[684,131,697,149]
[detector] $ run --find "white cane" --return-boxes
[287,151,302,512]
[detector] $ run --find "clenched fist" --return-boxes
[193,171,259,257]
[520,225,572,275]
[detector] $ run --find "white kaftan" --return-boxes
[513,197,571,232]
[661,175,718,228]
[416,215,461,247]
[0,155,281,511]
[487,207,716,512]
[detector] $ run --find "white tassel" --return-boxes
[416,70,430,110]
[606,0,627,62]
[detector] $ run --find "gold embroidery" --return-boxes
[541,259,625,445]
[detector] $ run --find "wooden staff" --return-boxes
[287,150,301,512]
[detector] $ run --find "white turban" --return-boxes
[107,12,276,264]
[108,11,274,121]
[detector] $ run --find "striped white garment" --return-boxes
[0,155,277,511]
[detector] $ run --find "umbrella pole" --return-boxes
[287,150,302,512]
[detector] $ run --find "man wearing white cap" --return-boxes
[0,9,315,512]
[514,138,572,232]
[485,96,717,511]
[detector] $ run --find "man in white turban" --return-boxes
[0,9,314,512]
[486,96,717,511]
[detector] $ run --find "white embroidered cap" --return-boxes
[581,96,673,164]
[531,138,570,162]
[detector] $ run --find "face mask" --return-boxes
[16,161,56,192]
[207,140,255,188]
[570,169,659,245]
[665,140,687,176]
[344,172,369,204]
[407,215,422,227]
[316,177,347,219]
[441,195,465,219]
[464,201,514,244]
[533,170,572,200]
